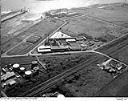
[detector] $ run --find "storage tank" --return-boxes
[25,71,32,79]
[12,64,20,72]
[33,66,40,76]
[19,67,26,75]
[31,61,38,69]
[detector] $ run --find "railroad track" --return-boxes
[19,54,99,96]
[19,33,128,97]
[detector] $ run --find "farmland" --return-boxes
[71,3,128,28]
[2,18,64,55]
[61,16,128,42]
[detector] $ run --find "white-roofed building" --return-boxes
[66,38,76,42]
[38,45,51,53]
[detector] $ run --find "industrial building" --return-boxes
[97,59,127,74]
[1,61,41,92]
[51,45,69,52]
[38,45,51,53]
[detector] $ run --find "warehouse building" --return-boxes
[51,45,69,52]
[38,45,51,53]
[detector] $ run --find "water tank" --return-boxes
[13,64,20,72]
[19,67,26,75]
[25,71,32,79]
[31,61,38,69]
[33,66,40,76]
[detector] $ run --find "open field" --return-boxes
[1,56,37,67]
[1,12,30,39]
[71,3,128,28]
[96,34,128,65]
[95,70,128,97]
[1,18,64,55]
[109,45,128,65]
[61,16,128,42]
[59,57,113,97]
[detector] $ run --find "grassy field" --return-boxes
[95,70,128,97]
[61,16,127,42]
[1,18,64,55]
[71,3,128,28]
[109,45,128,65]
[96,34,128,65]
[58,55,113,97]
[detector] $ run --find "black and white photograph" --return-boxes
[1,0,128,100]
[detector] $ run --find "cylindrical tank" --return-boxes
[31,61,38,69]
[19,67,26,75]
[13,64,20,72]
[33,66,40,76]
[25,71,32,79]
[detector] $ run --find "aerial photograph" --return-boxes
[1,0,128,98]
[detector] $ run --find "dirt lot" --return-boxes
[61,16,127,42]
[71,3,128,28]
[1,18,64,55]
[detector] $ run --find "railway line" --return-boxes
[19,54,98,96]
[19,33,128,97]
